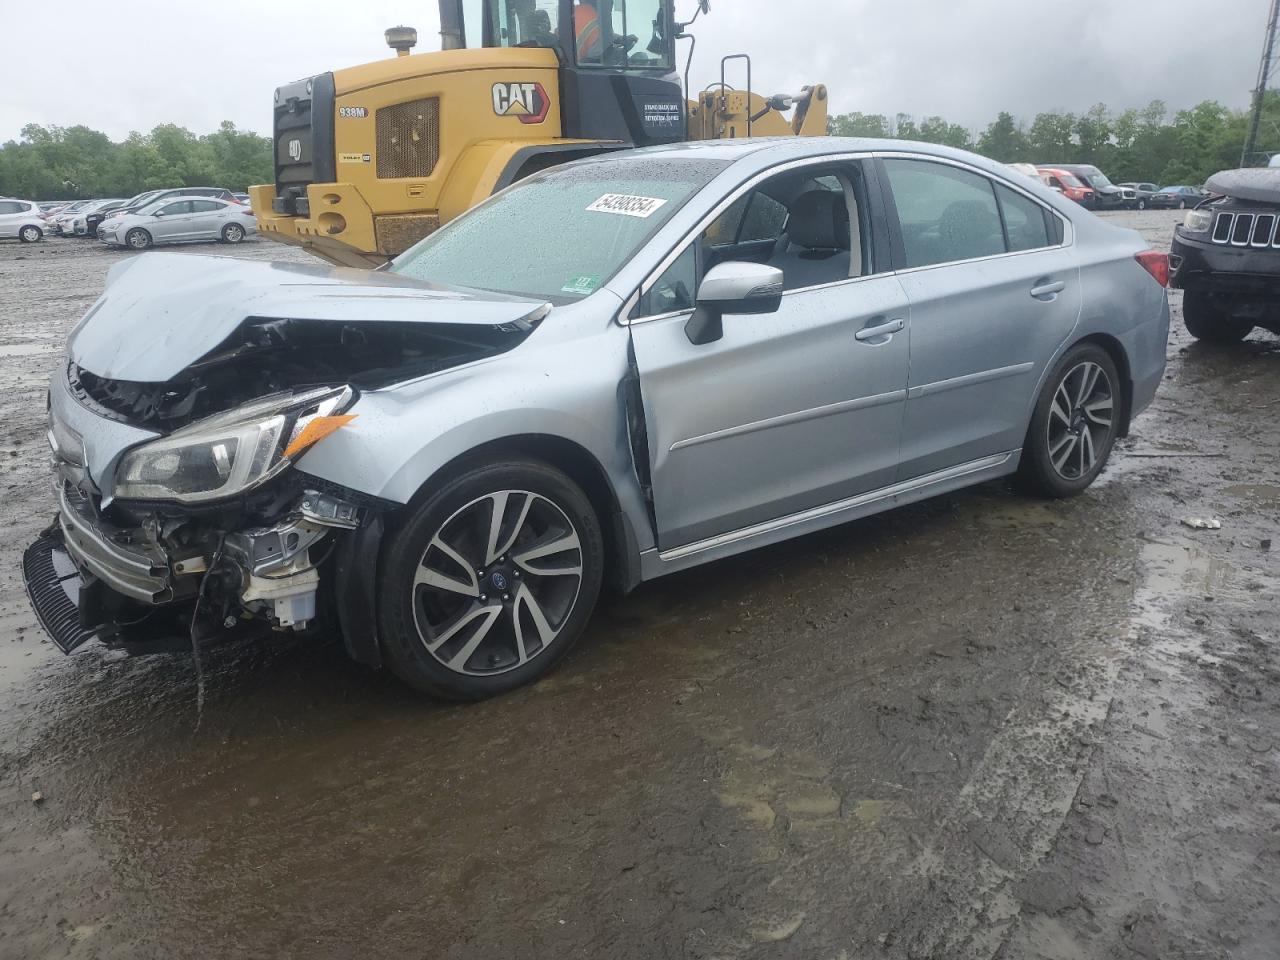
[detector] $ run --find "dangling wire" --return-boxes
[189,535,226,732]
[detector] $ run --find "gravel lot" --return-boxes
[0,216,1277,959]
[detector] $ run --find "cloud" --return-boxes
[0,0,1261,143]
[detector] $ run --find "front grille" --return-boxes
[1211,210,1280,248]
[376,98,441,179]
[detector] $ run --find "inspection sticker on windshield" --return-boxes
[587,194,668,218]
[561,274,601,295]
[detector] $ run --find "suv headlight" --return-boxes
[114,386,355,503]
[1182,208,1213,233]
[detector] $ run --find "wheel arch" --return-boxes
[403,433,643,597]
[1072,332,1134,437]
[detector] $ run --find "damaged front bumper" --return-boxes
[22,480,368,655]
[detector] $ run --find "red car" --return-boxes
[1037,167,1096,208]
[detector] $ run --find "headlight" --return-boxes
[114,386,355,502]
[1182,208,1213,233]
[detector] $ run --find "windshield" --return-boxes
[1056,172,1084,188]
[390,157,727,302]
[1078,169,1113,189]
[1159,186,1183,193]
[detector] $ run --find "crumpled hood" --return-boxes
[70,253,545,382]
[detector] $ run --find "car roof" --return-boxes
[586,137,1059,184]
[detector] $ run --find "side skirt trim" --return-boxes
[640,450,1019,578]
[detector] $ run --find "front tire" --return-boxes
[221,223,245,244]
[378,459,604,700]
[125,228,152,250]
[1183,291,1253,342]
[1137,199,1147,210]
[1179,200,1189,209]
[1018,344,1123,499]
[18,225,42,243]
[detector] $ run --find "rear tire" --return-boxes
[377,458,605,700]
[1183,291,1253,342]
[1017,343,1123,499]
[125,228,152,250]
[221,223,245,244]
[18,225,42,243]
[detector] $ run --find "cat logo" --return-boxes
[491,81,550,124]
[287,139,302,161]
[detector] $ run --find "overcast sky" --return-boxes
[0,0,1267,142]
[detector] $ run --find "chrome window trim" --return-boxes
[874,151,1073,276]
[621,150,1074,327]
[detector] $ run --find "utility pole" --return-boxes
[1243,0,1280,166]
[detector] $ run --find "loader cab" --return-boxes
[448,0,688,145]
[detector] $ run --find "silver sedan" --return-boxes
[99,197,256,249]
[26,138,1170,700]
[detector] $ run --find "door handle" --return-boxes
[854,317,905,342]
[1030,279,1066,300]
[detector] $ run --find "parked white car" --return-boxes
[0,198,46,242]
[100,197,257,249]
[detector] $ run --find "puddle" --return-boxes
[1130,540,1243,662]
[1224,483,1280,506]
[0,342,53,358]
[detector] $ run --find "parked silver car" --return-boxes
[24,138,1171,699]
[100,197,256,249]
[0,198,46,242]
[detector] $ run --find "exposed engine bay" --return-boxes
[68,316,534,429]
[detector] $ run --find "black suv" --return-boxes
[1170,167,1280,342]
[1049,164,1131,210]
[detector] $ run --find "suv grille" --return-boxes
[376,98,441,180]
[1211,210,1280,248]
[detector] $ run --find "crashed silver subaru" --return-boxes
[23,138,1171,699]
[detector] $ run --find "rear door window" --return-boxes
[994,183,1052,252]
[883,158,1005,267]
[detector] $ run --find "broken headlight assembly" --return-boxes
[1182,208,1213,234]
[114,385,355,503]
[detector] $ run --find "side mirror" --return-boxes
[685,261,783,345]
[699,0,710,12]
[153,210,165,217]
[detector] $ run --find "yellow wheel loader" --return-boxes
[251,0,827,267]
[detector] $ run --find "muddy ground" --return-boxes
[0,214,1276,959]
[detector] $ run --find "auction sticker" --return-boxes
[561,274,601,295]
[587,194,668,218]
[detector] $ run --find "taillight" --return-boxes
[1135,250,1170,287]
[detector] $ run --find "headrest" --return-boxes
[787,190,848,250]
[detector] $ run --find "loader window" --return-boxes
[492,0,559,48]
[577,0,673,68]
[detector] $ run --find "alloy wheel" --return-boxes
[1046,360,1114,481]
[224,224,244,242]
[127,229,150,249]
[412,490,584,677]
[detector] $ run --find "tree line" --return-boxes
[830,93,1280,185]
[0,122,273,200]
[4,94,1279,200]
